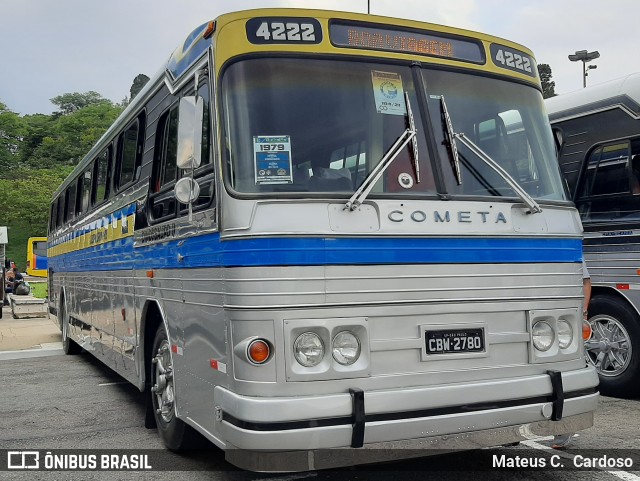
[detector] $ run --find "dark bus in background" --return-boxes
[546,73,640,397]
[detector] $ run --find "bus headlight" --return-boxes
[557,320,573,349]
[332,331,361,365]
[532,321,554,351]
[294,332,324,367]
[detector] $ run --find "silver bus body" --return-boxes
[47,9,598,471]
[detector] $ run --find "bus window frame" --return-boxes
[149,77,214,225]
[114,113,146,193]
[92,145,113,207]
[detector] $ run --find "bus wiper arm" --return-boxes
[440,96,462,185]
[345,92,418,211]
[454,132,542,214]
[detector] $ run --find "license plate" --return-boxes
[425,328,485,355]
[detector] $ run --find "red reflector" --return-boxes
[617,284,630,290]
[171,345,178,353]
[210,359,219,369]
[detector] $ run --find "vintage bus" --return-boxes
[26,236,48,278]
[48,9,598,471]
[547,73,640,398]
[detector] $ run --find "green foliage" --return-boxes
[30,281,48,299]
[0,87,132,269]
[50,91,111,116]
[0,167,72,266]
[538,63,556,99]
[27,103,123,168]
[0,101,28,172]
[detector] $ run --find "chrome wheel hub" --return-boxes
[152,341,175,423]
[585,315,632,377]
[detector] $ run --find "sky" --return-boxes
[1,0,639,116]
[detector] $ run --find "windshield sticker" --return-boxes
[253,135,293,185]
[371,70,406,116]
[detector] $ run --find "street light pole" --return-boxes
[568,50,600,88]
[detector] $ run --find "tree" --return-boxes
[27,101,123,168]
[130,74,150,101]
[538,64,556,99]
[0,167,73,265]
[0,101,27,172]
[50,91,111,116]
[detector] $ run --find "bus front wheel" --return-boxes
[150,324,195,450]
[586,295,640,397]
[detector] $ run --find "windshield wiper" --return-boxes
[439,96,542,214]
[345,92,419,211]
[440,96,462,185]
[454,132,541,214]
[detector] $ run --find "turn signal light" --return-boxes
[582,320,593,341]
[248,339,270,364]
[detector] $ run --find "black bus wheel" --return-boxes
[585,295,640,398]
[150,324,195,450]
[61,299,81,355]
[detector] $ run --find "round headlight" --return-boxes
[294,332,324,367]
[332,331,361,365]
[532,321,554,351]
[557,320,573,349]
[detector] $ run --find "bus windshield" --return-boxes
[221,57,565,202]
[221,58,436,196]
[423,69,565,201]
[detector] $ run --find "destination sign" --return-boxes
[330,21,485,63]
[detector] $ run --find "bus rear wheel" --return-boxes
[150,324,195,450]
[586,295,640,397]
[61,299,81,355]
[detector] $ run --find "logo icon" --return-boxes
[8,451,40,469]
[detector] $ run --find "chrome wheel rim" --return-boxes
[152,340,175,423]
[585,315,633,377]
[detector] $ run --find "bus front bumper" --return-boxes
[213,367,599,471]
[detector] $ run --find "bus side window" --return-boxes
[49,200,57,232]
[64,182,76,223]
[93,146,112,206]
[179,78,215,215]
[576,141,634,222]
[77,168,92,216]
[56,194,65,228]
[114,114,145,192]
[631,153,640,195]
[149,106,179,224]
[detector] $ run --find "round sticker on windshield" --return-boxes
[398,172,414,189]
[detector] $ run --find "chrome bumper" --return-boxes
[213,367,599,471]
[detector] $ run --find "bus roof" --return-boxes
[546,72,640,122]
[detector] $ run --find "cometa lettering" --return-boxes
[388,209,508,224]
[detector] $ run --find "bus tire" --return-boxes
[61,299,81,355]
[586,295,640,398]
[150,324,194,450]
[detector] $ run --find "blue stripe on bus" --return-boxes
[48,234,583,272]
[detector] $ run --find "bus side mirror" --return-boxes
[174,177,201,204]
[176,96,203,170]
